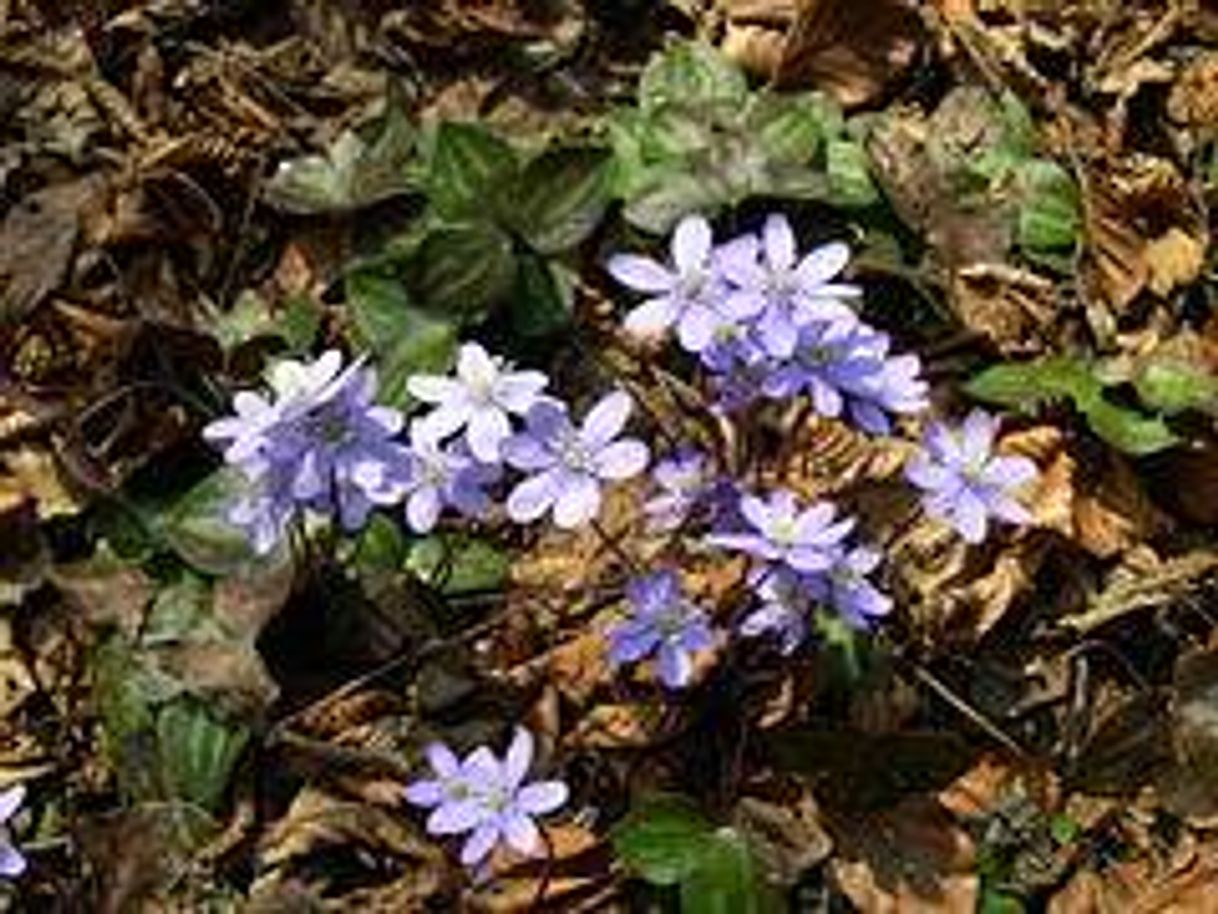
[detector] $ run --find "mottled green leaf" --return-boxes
[511,146,613,253]
[826,139,878,207]
[161,468,266,575]
[680,828,783,914]
[747,93,838,164]
[406,534,509,596]
[1135,359,1218,416]
[639,41,748,114]
[508,253,573,338]
[1084,400,1179,456]
[1016,159,1080,253]
[415,221,516,316]
[156,699,249,813]
[623,170,724,234]
[427,122,518,221]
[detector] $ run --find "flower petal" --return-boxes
[406,374,462,405]
[466,406,511,462]
[795,241,850,285]
[503,728,534,789]
[427,800,485,836]
[457,343,499,390]
[625,296,680,337]
[656,642,692,688]
[506,470,561,524]
[594,440,649,481]
[553,474,602,528]
[503,812,541,856]
[518,780,569,815]
[406,486,442,533]
[426,743,460,779]
[671,215,712,274]
[580,391,632,449]
[0,786,24,823]
[461,820,501,866]
[763,214,796,271]
[607,254,674,293]
[0,843,25,878]
[405,779,447,807]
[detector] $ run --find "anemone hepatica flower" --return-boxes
[643,447,712,532]
[407,343,548,462]
[762,322,929,434]
[502,391,649,529]
[719,214,859,358]
[906,410,1039,544]
[608,215,757,351]
[810,546,892,628]
[739,566,816,655]
[0,784,26,878]
[406,729,568,867]
[607,570,714,688]
[204,352,409,552]
[708,488,853,573]
[399,424,499,534]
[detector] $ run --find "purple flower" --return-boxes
[761,322,929,434]
[608,215,758,350]
[739,566,815,654]
[607,570,714,688]
[708,489,853,573]
[719,214,859,358]
[810,546,892,628]
[905,410,1039,544]
[407,343,548,462]
[398,424,499,533]
[644,448,712,531]
[0,784,26,878]
[406,729,568,867]
[502,392,649,529]
[204,351,410,552]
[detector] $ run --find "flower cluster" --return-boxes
[0,784,26,879]
[205,345,650,552]
[405,729,568,867]
[709,488,891,652]
[609,213,929,431]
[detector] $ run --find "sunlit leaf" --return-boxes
[1015,159,1080,253]
[613,794,716,885]
[406,534,509,596]
[826,139,878,207]
[639,40,748,115]
[160,468,265,575]
[1134,358,1218,416]
[415,221,516,316]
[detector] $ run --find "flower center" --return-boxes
[769,517,799,545]
[556,431,592,472]
[678,268,708,301]
[655,604,691,639]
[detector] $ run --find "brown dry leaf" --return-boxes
[255,787,446,905]
[156,638,279,716]
[1144,226,1206,297]
[732,793,833,885]
[50,551,153,639]
[1072,450,1169,558]
[1081,156,1206,320]
[568,701,668,749]
[0,446,80,520]
[1049,837,1218,914]
[722,0,923,107]
[1057,547,1218,635]
[0,177,99,322]
[949,263,1058,355]
[1156,645,1218,826]
[1168,50,1218,127]
[469,823,612,913]
[212,555,295,641]
[828,796,977,914]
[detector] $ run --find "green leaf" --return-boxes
[508,253,573,338]
[346,267,459,408]
[511,146,613,253]
[826,139,878,208]
[746,93,834,164]
[964,355,1095,412]
[623,170,725,234]
[1015,159,1080,253]
[353,515,408,573]
[160,468,269,575]
[156,698,249,813]
[414,221,517,317]
[426,122,518,221]
[406,534,510,596]
[966,356,1181,456]
[613,794,716,885]
[264,101,417,214]
[1084,399,1179,456]
[639,41,748,115]
[680,828,783,914]
[1135,359,1218,416]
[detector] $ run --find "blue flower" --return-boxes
[0,784,26,879]
[644,447,712,532]
[502,392,649,529]
[708,489,853,573]
[810,546,892,628]
[739,566,816,654]
[405,729,568,867]
[718,214,860,358]
[398,423,500,534]
[607,570,715,688]
[905,410,1039,543]
[203,351,410,552]
[407,342,548,463]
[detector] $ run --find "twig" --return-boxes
[909,661,1029,758]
